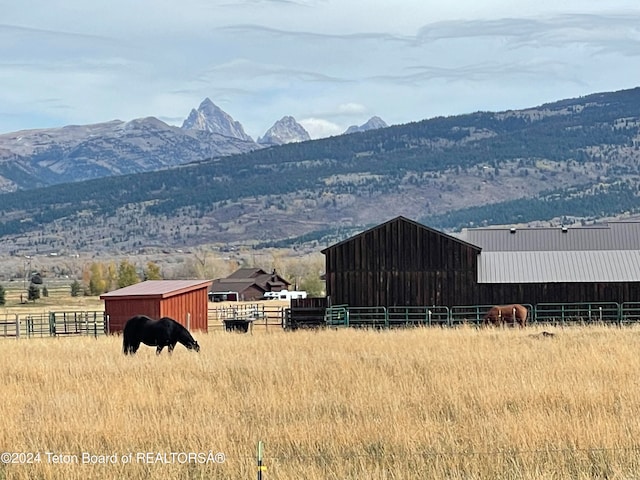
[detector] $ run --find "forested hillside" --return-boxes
[1,87,640,255]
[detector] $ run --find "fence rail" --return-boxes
[5,302,640,339]
[0,311,108,338]
[208,304,285,332]
[293,302,640,330]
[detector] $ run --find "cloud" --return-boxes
[2,3,640,139]
[299,117,343,139]
[220,23,411,44]
[337,103,367,114]
[198,59,350,84]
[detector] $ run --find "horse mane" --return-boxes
[159,317,195,345]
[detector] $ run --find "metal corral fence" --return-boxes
[4,302,640,339]
[291,302,640,329]
[324,305,452,328]
[0,311,108,338]
[207,304,286,332]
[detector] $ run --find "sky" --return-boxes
[2,0,640,140]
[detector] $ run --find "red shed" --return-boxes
[100,280,211,334]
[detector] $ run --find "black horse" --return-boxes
[122,315,200,355]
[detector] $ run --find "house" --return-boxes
[209,268,291,301]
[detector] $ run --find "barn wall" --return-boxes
[105,287,209,333]
[325,218,480,307]
[105,298,162,333]
[159,287,209,331]
[476,281,640,305]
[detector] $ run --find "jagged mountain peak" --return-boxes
[344,116,389,134]
[181,99,254,142]
[257,116,311,146]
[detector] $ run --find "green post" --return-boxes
[257,440,265,480]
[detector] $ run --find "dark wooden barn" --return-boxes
[321,216,640,308]
[101,280,211,333]
[322,216,481,307]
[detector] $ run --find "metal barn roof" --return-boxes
[100,280,211,298]
[478,250,640,283]
[460,221,640,251]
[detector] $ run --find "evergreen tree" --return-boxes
[27,284,40,302]
[0,284,5,306]
[70,280,82,297]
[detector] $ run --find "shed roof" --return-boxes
[100,280,212,299]
[461,221,640,251]
[478,250,640,283]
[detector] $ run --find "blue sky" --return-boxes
[2,0,640,139]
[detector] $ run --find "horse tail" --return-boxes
[520,305,528,327]
[122,315,142,354]
[122,321,132,354]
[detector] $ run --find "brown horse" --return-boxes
[483,304,528,328]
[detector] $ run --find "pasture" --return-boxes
[2,326,640,479]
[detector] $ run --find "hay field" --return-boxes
[2,326,640,479]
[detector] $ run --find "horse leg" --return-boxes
[168,343,176,355]
[156,345,164,355]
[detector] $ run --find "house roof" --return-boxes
[478,250,640,283]
[209,279,266,294]
[227,268,269,279]
[100,280,212,299]
[321,216,481,254]
[460,221,640,251]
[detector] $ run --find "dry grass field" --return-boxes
[0,282,104,316]
[2,325,640,479]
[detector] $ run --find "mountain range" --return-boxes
[344,116,388,134]
[0,98,386,192]
[1,86,640,256]
[257,116,311,146]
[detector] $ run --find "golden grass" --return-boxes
[2,326,640,479]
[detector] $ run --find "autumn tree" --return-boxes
[88,262,109,295]
[117,260,140,288]
[144,261,162,280]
